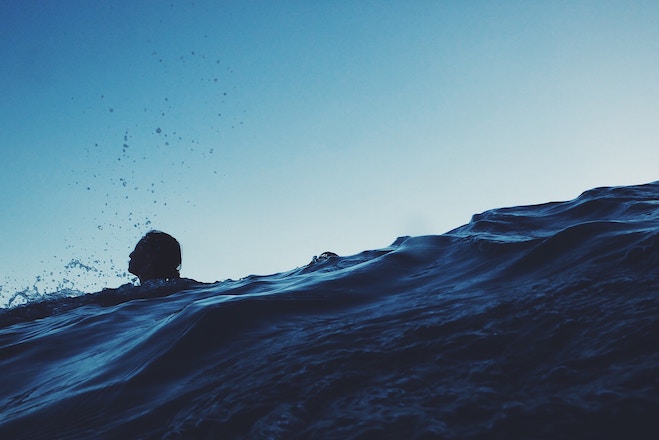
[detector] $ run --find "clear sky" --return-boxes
[1,0,658,300]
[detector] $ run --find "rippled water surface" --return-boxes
[1,182,658,439]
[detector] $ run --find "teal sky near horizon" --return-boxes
[1,1,658,301]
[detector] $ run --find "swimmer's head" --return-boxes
[129,230,181,283]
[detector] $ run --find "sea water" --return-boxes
[1,182,658,439]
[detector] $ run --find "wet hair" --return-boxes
[138,230,182,280]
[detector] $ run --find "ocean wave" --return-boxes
[1,181,658,439]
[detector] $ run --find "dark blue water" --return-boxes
[1,182,658,439]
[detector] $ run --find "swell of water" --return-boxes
[1,182,658,439]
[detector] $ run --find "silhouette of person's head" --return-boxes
[129,230,181,283]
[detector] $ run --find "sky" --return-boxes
[1,0,658,302]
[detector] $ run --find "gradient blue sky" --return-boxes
[2,0,658,300]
